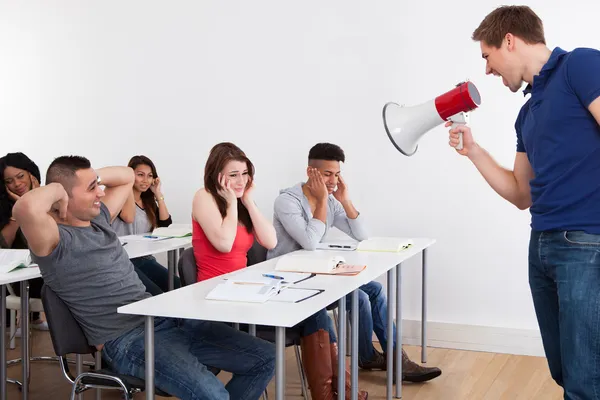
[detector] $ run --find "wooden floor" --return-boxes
[6,330,563,399]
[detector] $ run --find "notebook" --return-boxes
[0,250,36,274]
[205,279,284,303]
[274,253,365,275]
[356,237,413,253]
[151,226,192,238]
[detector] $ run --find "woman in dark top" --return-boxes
[0,152,48,330]
[111,155,181,294]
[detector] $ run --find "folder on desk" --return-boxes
[356,237,413,253]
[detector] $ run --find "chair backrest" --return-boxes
[178,247,198,287]
[247,240,267,266]
[40,284,96,356]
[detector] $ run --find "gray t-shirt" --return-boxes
[111,204,153,236]
[31,203,151,346]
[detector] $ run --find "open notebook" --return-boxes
[356,237,413,252]
[0,250,37,274]
[274,253,365,275]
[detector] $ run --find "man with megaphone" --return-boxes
[447,6,600,398]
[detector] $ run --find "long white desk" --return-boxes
[118,237,435,400]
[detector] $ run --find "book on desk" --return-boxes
[0,249,37,274]
[274,252,365,276]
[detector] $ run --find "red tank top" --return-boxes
[192,218,255,282]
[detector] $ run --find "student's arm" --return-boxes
[331,201,369,241]
[192,188,238,253]
[116,190,136,224]
[97,167,135,222]
[448,123,533,210]
[273,194,326,250]
[242,183,277,249]
[150,177,171,224]
[0,219,20,248]
[12,183,68,257]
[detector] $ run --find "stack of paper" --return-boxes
[205,279,283,303]
[151,226,192,238]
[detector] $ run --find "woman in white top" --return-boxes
[111,155,181,294]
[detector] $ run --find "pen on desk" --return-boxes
[143,235,159,239]
[121,242,128,246]
[262,274,284,280]
[328,245,352,249]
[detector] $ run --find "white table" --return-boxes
[0,266,41,400]
[121,236,192,290]
[118,237,435,400]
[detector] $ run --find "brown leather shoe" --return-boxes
[386,349,442,383]
[330,342,368,400]
[358,347,386,370]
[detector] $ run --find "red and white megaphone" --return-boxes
[382,81,481,156]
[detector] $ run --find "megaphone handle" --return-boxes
[449,112,469,151]
[452,121,464,151]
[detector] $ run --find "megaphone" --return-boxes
[382,81,481,156]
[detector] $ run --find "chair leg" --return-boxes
[9,310,16,349]
[294,345,309,398]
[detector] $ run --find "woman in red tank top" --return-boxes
[191,142,368,400]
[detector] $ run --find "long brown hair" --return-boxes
[128,155,159,229]
[204,142,254,232]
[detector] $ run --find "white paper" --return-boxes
[356,237,413,252]
[118,235,169,243]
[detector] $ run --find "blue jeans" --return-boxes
[297,308,338,343]
[529,230,600,399]
[132,255,181,296]
[103,318,275,400]
[346,281,395,362]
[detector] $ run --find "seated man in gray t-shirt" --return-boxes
[13,155,275,400]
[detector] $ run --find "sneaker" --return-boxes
[31,320,49,331]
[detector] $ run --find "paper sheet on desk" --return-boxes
[118,235,170,243]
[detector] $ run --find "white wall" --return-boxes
[1,0,599,350]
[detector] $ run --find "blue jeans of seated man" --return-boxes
[529,230,600,400]
[103,317,275,400]
[132,255,181,296]
[345,280,395,363]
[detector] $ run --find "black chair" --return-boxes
[179,244,309,398]
[40,284,171,399]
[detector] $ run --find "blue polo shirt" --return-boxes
[516,46,600,233]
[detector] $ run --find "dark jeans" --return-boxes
[345,281,395,362]
[529,229,600,399]
[132,255,181,296]
[103,318,275,400]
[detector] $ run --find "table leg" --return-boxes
[395,264,402,399]
[95,352,102,400]
[337,296,346,400]
[249,324,256,336]
[421,249,428,363]
[1,285,6,400]
[20,281,29,400]
[386,269,395,400]
[76,355,83,400]
[145,316,155,400]
[351,290,359,400]
[168,250,176,291]
[275,327,285,400]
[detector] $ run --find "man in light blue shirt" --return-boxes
[267,142,441,383]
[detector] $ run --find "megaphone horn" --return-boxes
[383,81,481,156]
